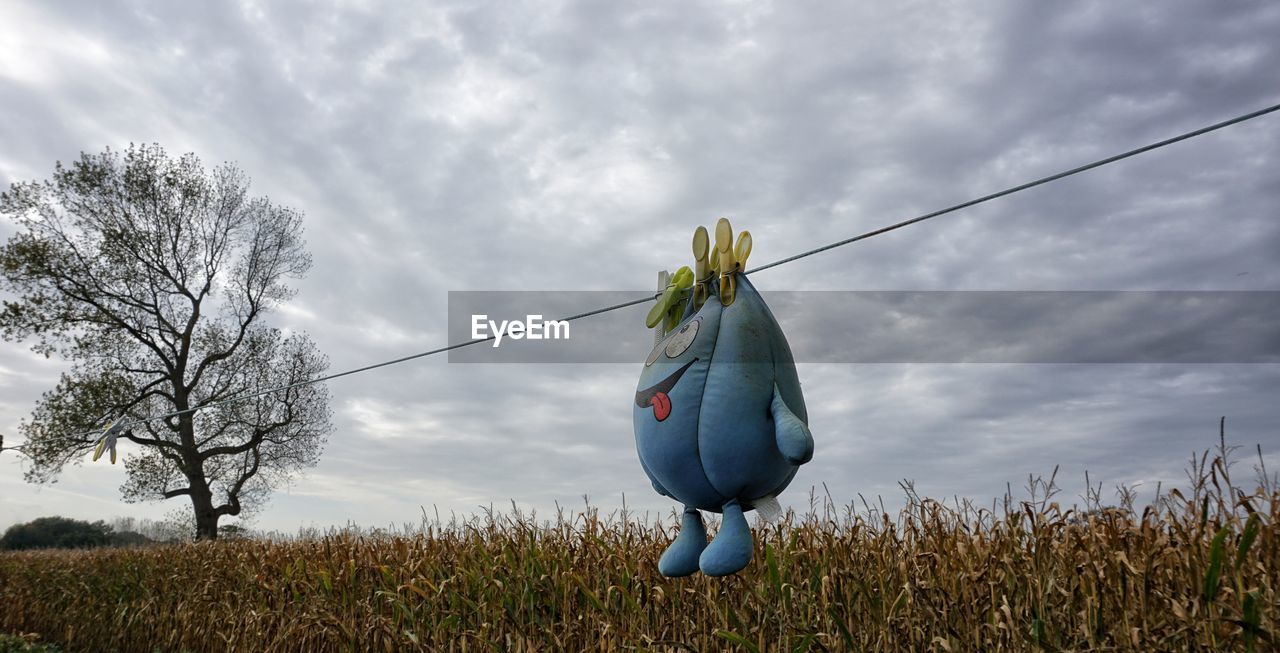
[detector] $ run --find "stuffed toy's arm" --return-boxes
[771,384,814,465]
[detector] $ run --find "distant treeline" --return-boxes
[0,516,156,551]
[2,515,260,550]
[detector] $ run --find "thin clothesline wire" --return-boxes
[50,100,1280,442]
[63,294,666,442]
[749,102,1280,273]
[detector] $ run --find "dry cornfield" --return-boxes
[1,431,1276,652]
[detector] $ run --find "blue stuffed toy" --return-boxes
[634,219,814,577]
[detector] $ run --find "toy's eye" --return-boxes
[664,318,700,359]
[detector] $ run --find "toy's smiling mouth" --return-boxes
[635,358,699,422]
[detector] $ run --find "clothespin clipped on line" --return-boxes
[713,218,751,306]
[653,270,675,344]
[692,226,711,310]
[645,266,695,333]
[645,218,753,330]
[92,419,130,465]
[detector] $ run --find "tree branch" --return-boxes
[123,430,183,453]
[214,447,259,517]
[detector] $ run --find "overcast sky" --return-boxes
[2,1,1278,535]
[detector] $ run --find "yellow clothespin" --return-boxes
[93,420,129,464]
[735,230,752,270]
[712,218,753,306]
[692,226,711,310]
[715,218,733,305]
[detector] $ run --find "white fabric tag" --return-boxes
[753,495,782,523]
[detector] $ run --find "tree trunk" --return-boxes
[176,394,222,541]
[190,488,219,541]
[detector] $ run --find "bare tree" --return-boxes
[0,143,332,540]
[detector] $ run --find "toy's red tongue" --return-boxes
[650,392,672,421]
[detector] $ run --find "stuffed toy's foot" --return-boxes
[699,500,753,576]
[659,507,707,577]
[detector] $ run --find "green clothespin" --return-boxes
[92,420,129,464]
[646,265,694,331]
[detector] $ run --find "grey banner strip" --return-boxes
[447,291,1280,364]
